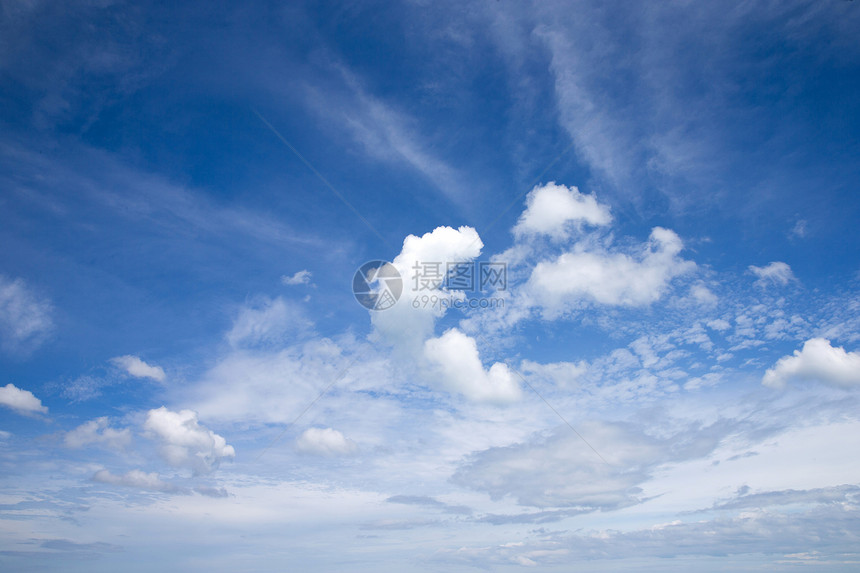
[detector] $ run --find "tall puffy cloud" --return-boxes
[513,182,612,239]
[143,407,235,475]
[763,338,860,389]
[110,355,166,382]
[0,275,53,354]
[424,328,521,404]
[371,226,483,355]
[0,383,47,415]
[526,227,694,312]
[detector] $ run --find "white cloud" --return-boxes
[527,227,694,312]
[792,219,808,238]
[110,355,166,382]
[763,338,860,389]
[424,328,521,404]
[281,270,312,286]
[0,275,53,354]
[453,418,729,510]
[513,182,611,239]
[749,261,795,287]
[143,407,235,475]
[226,297,312,348]
[92,469,183,493]
[295,427,358,456]
[64,417,131,450]
[519,359,587,388]
[393,225,484,281]
[372,226,483,355]
[313,66,468,204]
[689,283,718,305]
[0,383,47,415]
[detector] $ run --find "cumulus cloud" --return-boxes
[92,469,184,493]
[526,227,694,312]
[226,297,312,348]
[749,261,795,287]
[110,355,166,382]
[295,427,358,456]
[424,328,521,404]
[0,383,47,415]
[513,182,611,239]
[0,275,53,354]
[372,226,483,355]
[281,270,312,286]
[143,407,235,475]
[763,338,860,389]
[64,417,131,450]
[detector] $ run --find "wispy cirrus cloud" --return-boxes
[0,275,53,355]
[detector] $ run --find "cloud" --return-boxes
[386,495,472,515]
[437,501,860,566]
[64,417,131,451]
[519,359,587,389]
[749,261,795,287]
[143,407,235,475]
[295,427,358,456]
[194,485,230,498]
[92,469,184,493]
[710,484,860,511]
[689,283,718,305]
[707,318,731,332]
[281,270,313,286]
[513,182,611,239]
[0,275,53,354]
[226,297,312,348]
[526,227,695,312]
[0,383,47,415]
[453,419,727,510]
[424,328,521,404]
[792,220,808,238]
[186,336,367,425]
[372,225,483,355]
[763,338,860,389]
[310,65,468,204]
[109,355,166,382]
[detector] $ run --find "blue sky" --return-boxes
[2,0,860,570]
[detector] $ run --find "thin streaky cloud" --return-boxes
[251,107,393,248]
